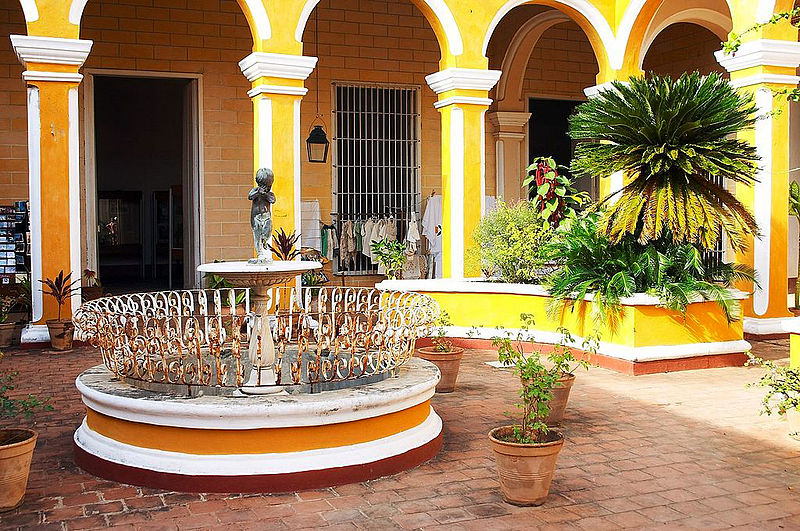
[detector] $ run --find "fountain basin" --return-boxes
[196,260,321,287]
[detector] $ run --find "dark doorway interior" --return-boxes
[528,97,596,199]
[94,76,189,294]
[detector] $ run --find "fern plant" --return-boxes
[545,213,757,325]
[568,73,760,251]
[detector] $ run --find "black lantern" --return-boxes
[306,124,329,163]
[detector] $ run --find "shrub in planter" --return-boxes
[0,296,19,348]
[488,325,590,505]
[747,353,800,440]
[473,201,553,283]
[370,238,407,280]
[1,353,53,511]
[40,270,80,351]
[416,311,464,393]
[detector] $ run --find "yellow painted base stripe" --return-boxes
[86,401,430,455]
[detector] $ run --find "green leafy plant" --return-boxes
[39,270,80,322]
[545,212,757,325]
[370,238,407,280]
[746,353,799,434]
[790,182,800,309]
[270,228,300,261]
[568,73,760,252]
[473,200,553,283]
[491,317,593,444]
[430,311,454,353]
[1,353,53,420]
[0,296,17,325]
[205,272,246,308]
[524,156,589,229]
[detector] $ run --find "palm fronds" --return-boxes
[569,73,760,251]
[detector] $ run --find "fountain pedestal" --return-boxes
[196,260,320,394]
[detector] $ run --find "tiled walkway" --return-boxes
[1,339,799,530]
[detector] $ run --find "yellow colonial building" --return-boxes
[2,0,800,342]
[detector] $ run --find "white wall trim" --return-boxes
[257,97,273,171]
[247,84,308,98]
[241,0,271,40]
[480,109,486,217]
[715,39,800,73]
[449,107,465,279]
[68,87,82,313]
[293,98,302,238]
[239,52,317,82]
[729,73,800,89]
[756,0,777,24]
[74,410,441,476]
[10,35,93,66]
[753,87,773,316]
[433,96,493,109]
[495,139,505,199]
[21,324,49,344]
[22,71,84,83]
[745,315,800,335]
[26,86,42,324]
[426,68,501,94]
[18,0,39,22]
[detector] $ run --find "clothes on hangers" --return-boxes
[361,218,375,259]
[422,194,443,278]
[405,214,421,254]
[385,216,397,241]
[340,220,356,266]
[320,224,338,261]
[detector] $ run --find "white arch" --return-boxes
[483,0,618,68]
[638,9,731,68]
[294,0,463,55]
[18,0,39,22]
[68,0,270,40]
[757,0,777,23]
[495,10,570,102]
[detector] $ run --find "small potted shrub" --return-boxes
[415,311,465,393]
[747,353,799,440]
[370,238,407,280]
[40,270,80,351]
[488,328,581,506]
[0,296,19,348]
[81,269,103,302]
[546,325,593,424]
[1,353,52,511]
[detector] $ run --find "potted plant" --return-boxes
[370,238,407,280]
[1,353,52,511]
[81,269,103,302]
[747,353,799,440]
[0,296,19,348]
[488,327,579,506]
[545,325,593,425]
[415,311,465,393]
[40,270,80,351]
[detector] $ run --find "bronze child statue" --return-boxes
[248,167,276,263]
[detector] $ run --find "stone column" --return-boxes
[10,35,92,341]
[716,39,800,334]
[487,111,530,204]
[425,68,501,279]
[239,52,317,239]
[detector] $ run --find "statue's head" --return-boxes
[255,168,274,188]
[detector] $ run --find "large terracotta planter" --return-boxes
[489,426,564,506]
[416,346,465,393]
[0,429,37,512]
[81,286,103,302]
[0,322,16,348]
[46,320,74,351]
[546,373,575,425]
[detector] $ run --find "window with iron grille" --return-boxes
[332,83,421,275]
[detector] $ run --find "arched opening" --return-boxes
[641,23,729,77]
[298,0,442,283]
[484,5,601,204]
[77,0,256,292]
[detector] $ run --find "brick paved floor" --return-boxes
[1,339,799,530]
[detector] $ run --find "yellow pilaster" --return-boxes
[10,35,92,328]
[239,53,317,242]
[426,69,501,278]
[717,41,800,327]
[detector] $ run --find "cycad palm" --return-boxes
[568,72,759,251]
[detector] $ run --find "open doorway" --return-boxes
[91,75,200,293]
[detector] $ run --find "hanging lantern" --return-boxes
[306,124,329,163]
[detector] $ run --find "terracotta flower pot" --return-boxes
[46,320,74,351]
[416,346,465,393]
[0,429,38,512]
[0,322,16,348]
[546,373,575,425]
[81,286,104,302]
[489,426,564,506]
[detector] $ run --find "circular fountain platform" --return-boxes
[74,358,442,493]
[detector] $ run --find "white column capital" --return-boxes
[238,52,317,82]
[583,81,627,99]
[10,35,93,83]
[715,39,800,73]
[425,68,502,94]
[487,111,530,132]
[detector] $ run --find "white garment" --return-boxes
[422,195,443,278]
[300,200,321,250]
[405,216,421,254]
[361,220,375,259]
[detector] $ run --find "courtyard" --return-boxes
[1,339,798,530]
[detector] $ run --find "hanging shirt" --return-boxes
[354,221,363,252]
[385,217,398,241]
[405,216,421,255]
[422,195,443,278]
[361,219,375,259]
[340,220,356,266]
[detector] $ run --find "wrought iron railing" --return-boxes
[74,287,439,394]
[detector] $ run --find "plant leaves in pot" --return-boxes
[40,270,80,351]
[415,311,464,393]
[0,296,19,349]
[1,353,53,511]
